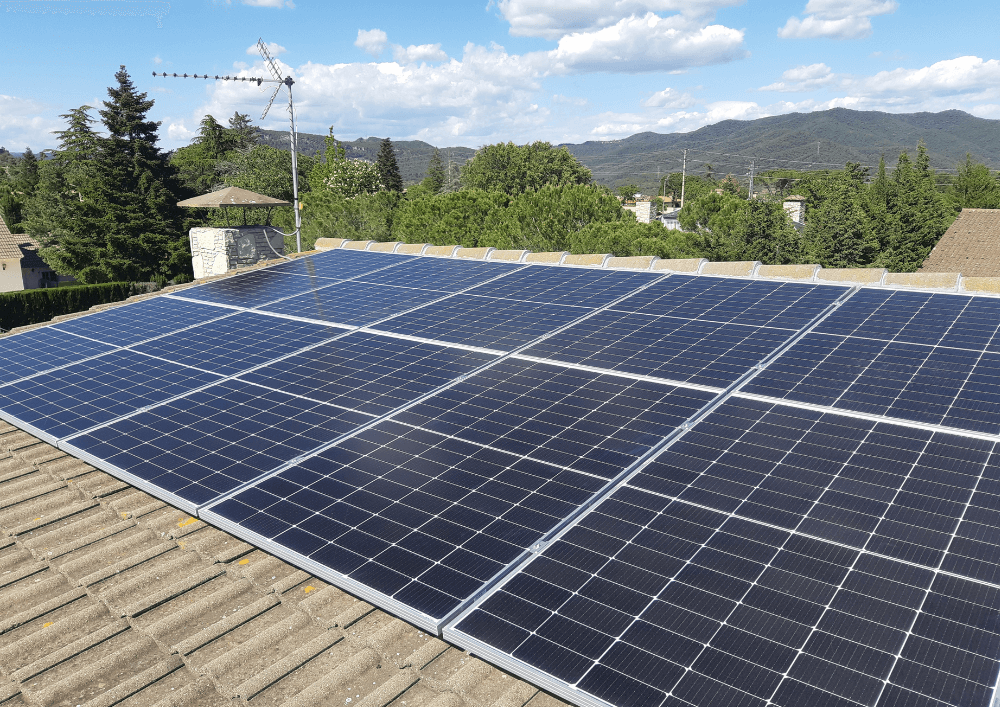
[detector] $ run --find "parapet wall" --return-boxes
[312,237,994,293]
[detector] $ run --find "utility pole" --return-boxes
[680,149,687,209]
[748,159,755,200]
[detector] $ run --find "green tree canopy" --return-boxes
[949,154,1000,209]
[376,138,404,193]
[803,164,878,268]
[308,130,382,199]
[393,189,511,247]
[460,141,592,196]
[423,148,445,194]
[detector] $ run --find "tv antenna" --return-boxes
[153,37,303,252]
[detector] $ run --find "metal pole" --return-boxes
[748,159,755,200]
[286,79,301,253]
[680,149,687,209]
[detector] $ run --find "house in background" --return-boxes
[0,213,70,292]
[921,208,1000,276]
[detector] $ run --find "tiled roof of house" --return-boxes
[921,207,1000,277]
[0,213,23,261]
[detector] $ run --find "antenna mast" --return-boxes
[153,37,303,253]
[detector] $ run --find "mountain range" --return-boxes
[234,108,1000,192]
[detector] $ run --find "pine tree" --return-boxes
[226,112,257,153]
[425,148,445,193]
[16,147,39,196]
[375,138,403,192]
[804,164,877,268]
[950,154,1000,208]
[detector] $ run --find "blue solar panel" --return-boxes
[744,333,1000,434]
[612,276,846,329]
[0,350,222,442]
[448,481,1000,707]
[257,280,450,327]
[264,248,414,280]
[238,331,498,415]
[62,379,373,512]
[390,358,716,479]
[370,295,586,351]
[466,267,658,308]
[357,257,523,291]
[171,270,328,308]
[0,327,115,385]
[522,309,793,387]
[132,310,344,376]
[51,297,234,347]
[203,420,608,630]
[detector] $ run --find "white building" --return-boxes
[0,215,68,292]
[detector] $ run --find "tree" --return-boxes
[0,191,25,231]
[877,144,955,272]
[226,112,257,153]
[460,141,592,196]
[424,148,445,194]
[393,189,511,247]
[949,154,1000,209]
[375,138,404,193]
[34,66,188,283]
[301,191,397,250]
[307,130,382,199]
[803,164,877,268]
[217,144,315,232]
[730,198,802,265]
[492,184,626,252]
[617,184,640,201]
[570,220,692,259]
[15,147,39,196]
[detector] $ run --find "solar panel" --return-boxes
[51,297,234,347]
[0,327,116,385]
[169,269,331,308]
[132,310,344,376]
[357,257,524,291]
[370,295,588,351]
[521,310,795,387]
[264,248,415,280]
[202,420,610,631]
[237,331,499,415]
[447,483,1000,707]
[0,349,222,443]
[256,280,452,327]
[465,267,659,308]
[61,379,373,513]
[612,275,847,330]
[744,333,1000,434]
[390,358,716,479]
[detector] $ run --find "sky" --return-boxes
[1,0,998,154]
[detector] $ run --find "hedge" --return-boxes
[0,282,143,332]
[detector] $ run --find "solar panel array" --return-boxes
[5,247,1000,707]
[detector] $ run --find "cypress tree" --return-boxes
[375,137,403,192]
[804,164,877,268]
[425,148,445,193]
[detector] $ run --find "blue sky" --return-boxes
[2,0,998,153]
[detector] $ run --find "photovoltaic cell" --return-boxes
[132,310,344,376]
[203,420,608,629]
[0,327,115,385]
[51,297,234,347]
[257,280,450,327]
[611,275,846,330]
[238,331,498,415]
[744,333,1000,434]
[171,269,328,308]
[390,358,716,479]
[357,257,523,292]
[370,295,586,351]
[522,309,793,387]
[449,482,1000,707]
[465,267,658,308]
[62,379,373,511]
[264,248,414,280]
[0,350,222,441]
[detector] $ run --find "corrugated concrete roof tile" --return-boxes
[921,208,1000,277]
[0,426,565,707]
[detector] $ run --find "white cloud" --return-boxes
[153,56,163,65]
[542,13,746,74]
[779,0,898,39]
[858,56,1000,94]
[167,121,196,142]
[642,87,697,108]
[241,0,295,7]
[497,0,745,40]
[0,95,62,150]
[248,42,287,57]
[355,29,388,57]
[759,62,836,91]
[392,43,449,64]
